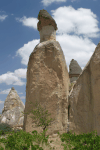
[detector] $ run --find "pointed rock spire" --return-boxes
[69,59,82,83]
[0,87,25,127]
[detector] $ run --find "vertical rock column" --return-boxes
[23,9,69,136]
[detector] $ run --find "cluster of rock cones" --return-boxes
[0,9,100,139]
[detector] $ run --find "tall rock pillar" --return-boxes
[23,9,69,136]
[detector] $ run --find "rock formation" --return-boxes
[68,42,100,136]
[23,9,69,136]
[69,59,82,83]
[37,9,58,43]
[0,87,25,128]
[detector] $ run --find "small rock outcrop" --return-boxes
[68,42,100,136]
[69,59,82,83]
[0,87,25,128]
[23,9,69,136]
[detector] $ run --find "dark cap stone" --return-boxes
[37,9,58,31]
[11,87,15,90]
[69,59,82,75]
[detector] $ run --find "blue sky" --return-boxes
[0,0,100,113]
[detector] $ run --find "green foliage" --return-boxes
[0,128,53,150]
[57,130,100,149]
[0,129,45,150]
[43,16,49,19]
[21,100,55,136]
[39,21,41,25]
[38,13,42,19]
[1,99,99,149]
[0,123,13,135]
[0,128,100,149]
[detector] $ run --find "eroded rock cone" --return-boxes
[0,87,25,128]
[69,59,82,83]
[23,9,69,136]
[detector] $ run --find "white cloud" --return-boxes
[20,96,25,99]
[0,68,27,86]
[0,88,11,94]
[16,6,100,39]
[0,11,5,13]
[16,16,38,29]
[16,34,96,72]
[0,100,4,104]
[56,34,96,71]
[0,88,23,95]
[0,15,8,21]
[15,6,99,72]
[41,0,67,6]
[18,93,23,95]
[16,39,39,65]
[51,6,100,38]
[14,68,27,78]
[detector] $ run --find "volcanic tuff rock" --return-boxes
[0,87,25,128]
[37,9,58,32]
[68,42,100,136]
[23,9,70,136]
[69,59,82,83]
[37,9,58,43]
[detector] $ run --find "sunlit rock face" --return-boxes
[23,9,69,136]
[68,42,100,136]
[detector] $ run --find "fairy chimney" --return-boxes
[0,87,25,128]
[23,9,69,136]
[69,59,82,83]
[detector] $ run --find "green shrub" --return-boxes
[0,129,49,150]
[0,123,13,135]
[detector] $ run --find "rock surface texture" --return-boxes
[69,59,82,83]
[0,87,25,128]
[68,42,100,136]
[23,9,69,136]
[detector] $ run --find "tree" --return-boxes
[21,100,55,137]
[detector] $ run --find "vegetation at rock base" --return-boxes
[21,100,56,138]
[0,127,100,149]
[0,100,100,149]
[0,123,13,135]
